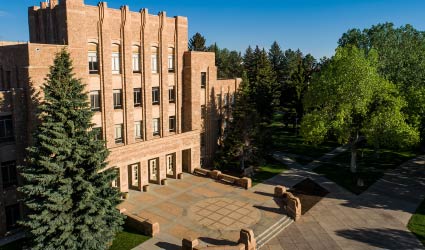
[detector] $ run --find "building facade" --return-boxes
[0,0,240,237]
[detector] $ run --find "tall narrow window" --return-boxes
[0,115,13,143]
[113,89,122,109]
[168,86,175,103]
[169,116,176,132]
[151,47,159,73]
[88,43,99,74]
[114,124,124,144]
[90,90,101,111]
[1,161,17,188]
[112,44,121,74]
[5,204,20,231]
[5,71,11,90]
[131,164,139,187]
[134,88,142,107]
[112,168,119,188]
[201,105,206,119]
[201,72,206,88]
[168,47,175,73]
[134,121,143,139]
[152,87,160,104]
[132,45,141,73]
[153,118,160,136]
[93,127,102,140]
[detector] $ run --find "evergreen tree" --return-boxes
[215,72,259,171]
[268,41,285,87]
[208,43,243,79]
[19,49,124,250]
[243,46,256,84]
[189,32,207,51]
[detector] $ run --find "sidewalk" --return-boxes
[262,151,425,250]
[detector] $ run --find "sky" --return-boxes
[0,0,424,58]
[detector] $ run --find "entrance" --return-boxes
[149,158,158,183]
[166,154,175,177]
[182,149,191,173]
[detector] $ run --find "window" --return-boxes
[132,46,141,73]
[134,88,142,107]
[151,47,159,73]
[201,72,206,88]
[149,158,158,181]
[6,204,20,231]
[153,118,160,136]
[0,115,13,143]
[93,127,102,140]
[166,154,174,175]
[113,89,122,109]
[111,168,119,188]
[152,87,160,104]
[169,116,176,132]
[131,164,139,186]
[168,47,175,73]
[88,43,99,74]
[112,44,121,74]
[90,90,101,111]
[114,124,124,144]
[168,86,175,103]
[1,161,17,188]
[201,105,206,119]
[134,121,143,139]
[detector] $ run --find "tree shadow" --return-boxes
[198,237,237,246]
[335,227,423,250]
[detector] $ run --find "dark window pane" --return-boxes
[6,204,20,231]
[201,72,206,88]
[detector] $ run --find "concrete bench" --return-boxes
[194,168,210,177]
[219,174,237,184]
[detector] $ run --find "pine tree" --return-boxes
[243,46,256,84]
[19,49,124,250]
[189,32,207,51]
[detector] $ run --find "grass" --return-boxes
[314,148,416,194]
[267,117,339,159]
[109,226,150,250]
[0,226,150,250]
[408,199,425,246]
[252,156,289,186]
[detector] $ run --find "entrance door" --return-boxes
[166,154,174,176]
[149,159,158,182]
[182,149,191,173]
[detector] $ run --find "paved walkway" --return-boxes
[118,175,290,250]
[262,151,425,250]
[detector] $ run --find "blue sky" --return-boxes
[0,0,424,58]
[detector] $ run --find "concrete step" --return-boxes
[256,215,293,249]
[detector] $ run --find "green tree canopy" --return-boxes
[19,49,124,250]
[189,32,207,51]
[208,43,243,79]
[338,23,425,144]
[301,46,419,173]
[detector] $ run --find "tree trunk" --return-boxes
[350,147,357,173]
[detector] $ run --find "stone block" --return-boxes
[210,170,222,179]
[182,237,199,250]
[143,185,150,192]
[161,179,168,185]
[274,185,287,197]
[178,173,184,179]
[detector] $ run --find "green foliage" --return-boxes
[109,226,150,250]
[301,46,419,171]
[18,49,125,250]
[208,43,243,79]
[338,23,425,143]
[408,199,425,246]
[188,32,207,51]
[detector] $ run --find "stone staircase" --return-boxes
[256,215,293,249]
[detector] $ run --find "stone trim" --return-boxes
[193,168,252,189]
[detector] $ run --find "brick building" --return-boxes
[0,0,240,237]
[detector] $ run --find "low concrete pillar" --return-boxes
[143,185,150,192]
[274,185,287,197]
[239,228,256,250]
[241,177,252,189]
[178,173,184,179]
[210,170,222,179]
[182,237,199,250]
[161,179,168,186]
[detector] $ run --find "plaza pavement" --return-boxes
[261,151,425,250]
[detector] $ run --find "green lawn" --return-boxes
[314,148,416,194]
[109,227,150,250]
[267,118,339,159]
[408,199,425,246]
[0,226,150,250]
[252,157,289,186]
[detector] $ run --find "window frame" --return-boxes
[152,87,160,105]
[153,118,160,136]
[5,203,20,231]
[1,161,17,189]
[134,88,142,107]
[90,90,101,111]
[88,50,99,74]
[201,72,207,88]
[134,121,143,140]
[169,116,176,132]
[0,115,14,143]
[114,124,124,144]
[113,89,123,109]
[168,86,175,103]
[151,47,159,74]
